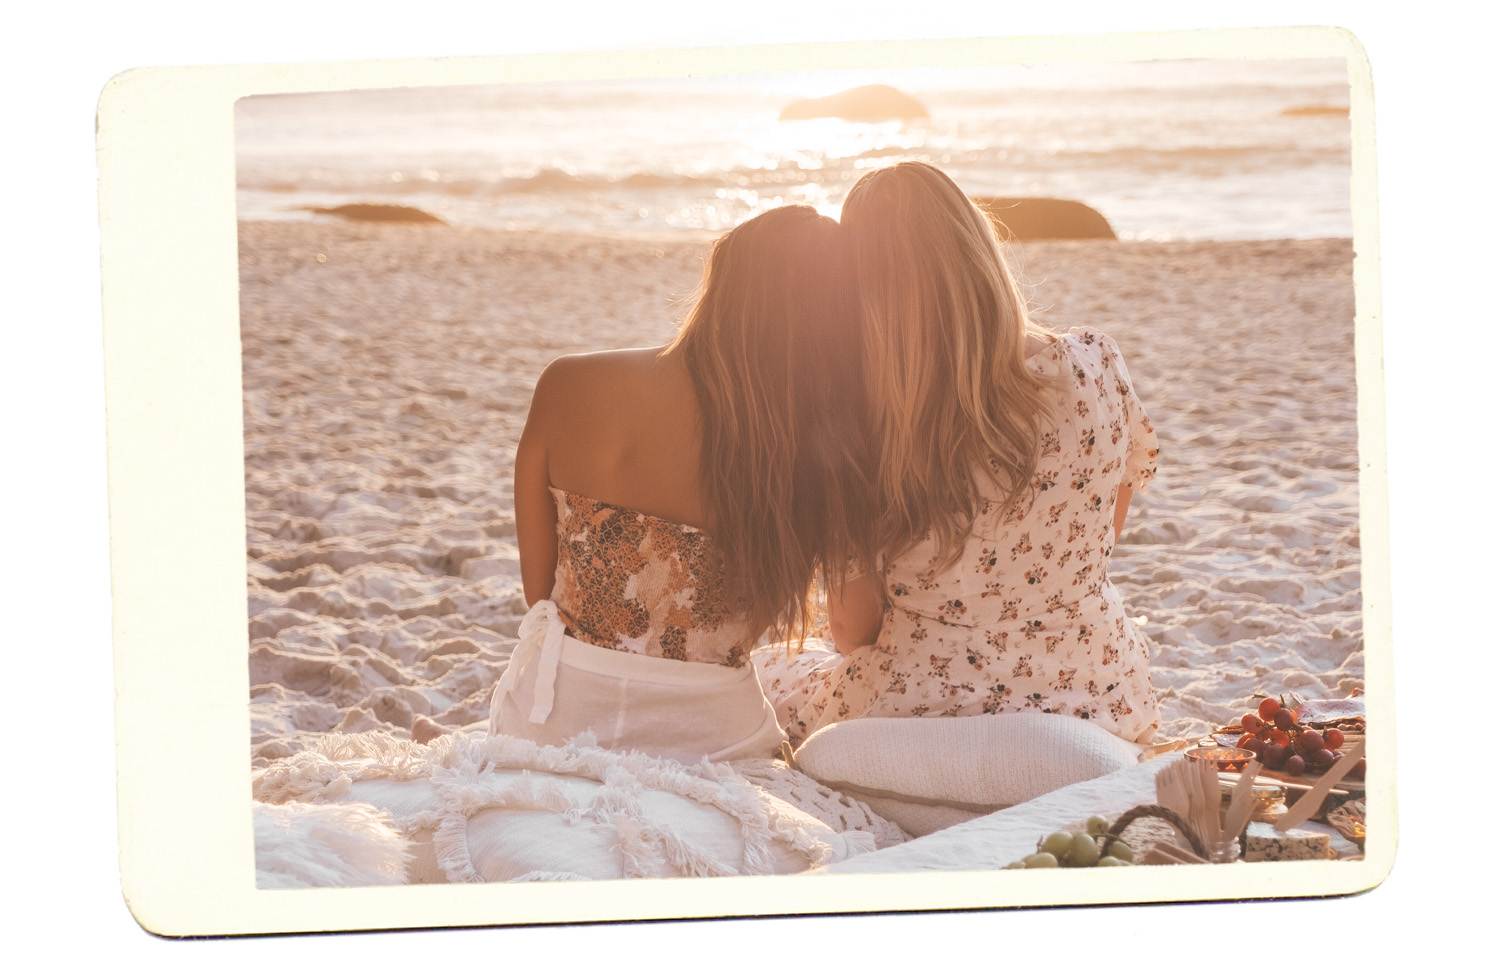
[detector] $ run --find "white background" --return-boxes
[6,1,1483,962]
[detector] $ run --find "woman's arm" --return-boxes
[1112,483,1133,543]
[827,571,884,654]
[515,362,565,606]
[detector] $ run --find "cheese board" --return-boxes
[1208,693,1366,795]
[1208,730,1365,793]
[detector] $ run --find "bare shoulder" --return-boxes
[537,346,668,393]
[530,345,683,430]
[530,344,701,518]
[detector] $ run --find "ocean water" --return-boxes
[234,58,1354,242]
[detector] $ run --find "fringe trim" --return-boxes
[254,729,852,883]
[251,730,472,805]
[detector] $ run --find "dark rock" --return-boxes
[972,197,1117,241]
[779,84,928,122]
[303,204,446,224]
[1281,105,1348,117]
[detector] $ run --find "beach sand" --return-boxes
[239,220,1360,770]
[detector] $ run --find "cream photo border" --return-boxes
[98,24,1390,936]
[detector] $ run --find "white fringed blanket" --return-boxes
[251,730,884,886]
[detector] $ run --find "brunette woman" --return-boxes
[492,204,871,763]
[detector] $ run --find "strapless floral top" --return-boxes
[548,487,755,667]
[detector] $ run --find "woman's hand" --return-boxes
[827,571,884,654]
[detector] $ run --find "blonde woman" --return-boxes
[754,161,1161,747]
[492,204,871,764]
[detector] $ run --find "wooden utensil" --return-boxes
[1222,759,1262,841]
[1275,738,1366,832]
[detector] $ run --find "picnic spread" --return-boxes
[252,693,1367,886]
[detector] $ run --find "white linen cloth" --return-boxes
[489,599,787,763]
[819,757,1171,873]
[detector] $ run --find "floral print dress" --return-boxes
[549,487,755,667]
[754,328,1162,746]
[487,488,784,763]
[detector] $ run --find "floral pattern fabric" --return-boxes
[549,487,754,667]
[755,328,1162,745]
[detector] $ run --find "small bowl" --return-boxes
[1187,746,1255,771]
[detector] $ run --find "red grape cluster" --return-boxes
[1234,697,1364,779]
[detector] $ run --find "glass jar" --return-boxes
[1218,774,1288,826]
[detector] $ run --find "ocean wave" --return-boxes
[1042,143,1348,173]
[240,161,875,199]
[495,164,861,194]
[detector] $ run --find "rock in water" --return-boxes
[1281,105,1348,117]
[779,85,929,122]
[971,197,1117,241]
[304,204,446,224]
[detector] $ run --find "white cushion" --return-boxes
[445,770,868,882]
[790,713,1144,837]
[343,778,450,884]
[254,800,411,888]
[257,731,875,884]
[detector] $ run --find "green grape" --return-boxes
[1069,833,1100,867]
[1096,856,1132,867]
[1041,831,1075,858]
[1023,852,1059,868]
[1085,815,1111,837]
[1107,840,1134,863]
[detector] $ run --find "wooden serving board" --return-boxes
[1209,732,1366,793]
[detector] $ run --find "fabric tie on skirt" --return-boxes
[487,599,787,763]
[491,599,567,726]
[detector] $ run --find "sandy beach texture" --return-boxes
[240,220,1360,770]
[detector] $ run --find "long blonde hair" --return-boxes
[666,205,873,643]
[841,161,1060,565]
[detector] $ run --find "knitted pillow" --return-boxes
[790,712,1144,837]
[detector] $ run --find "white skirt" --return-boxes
[488,600,787,763]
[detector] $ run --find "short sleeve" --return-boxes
[1094,331,1159,491]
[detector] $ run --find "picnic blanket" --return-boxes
[252,729,886,886]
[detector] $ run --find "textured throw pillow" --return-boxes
[257,731,876,884]
[343,778,450,884]
[790,713,1145,837]
[254,800,412,888]
[445,769,871,882]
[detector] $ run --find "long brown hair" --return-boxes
[665,205,873,643]
[841,161,1061,566]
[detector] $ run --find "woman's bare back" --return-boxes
[514,345,706,604]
